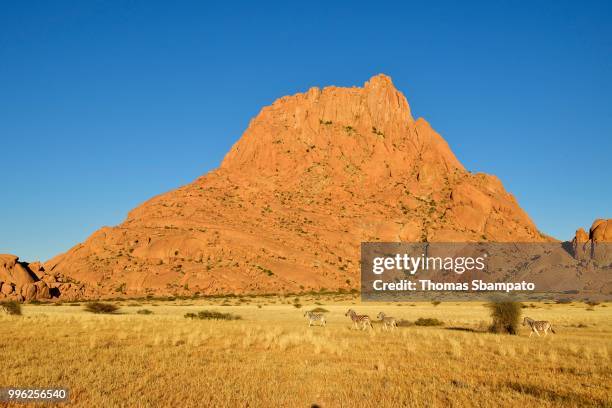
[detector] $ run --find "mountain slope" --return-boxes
[45,74,547,298]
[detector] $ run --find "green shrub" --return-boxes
[415,317,444,326]
[184,310,241,320]
[199,310,241,320]
[137,309,153,315]
[432,301,441,306]
[84,302,119,314]
[0,300,22,315]
[372,127,384,137]
[521,303,538,309]
[487,300,521,334]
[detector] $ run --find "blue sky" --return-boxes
[1,1,610,261]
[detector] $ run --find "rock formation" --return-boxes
[590,219,611,242]
[0,254,88,302]
[44,74,550,298]
[572,219,612,263]
[0,254,51,302]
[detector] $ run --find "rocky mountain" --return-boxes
[43,74,550,299]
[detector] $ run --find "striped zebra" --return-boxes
[377,312,397,331]
[345,309,372,330]
[523,316,556,337]
[303,311,326,327]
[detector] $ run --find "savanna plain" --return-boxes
[1,295,610,407]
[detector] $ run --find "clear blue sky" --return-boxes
[1,1,610,261]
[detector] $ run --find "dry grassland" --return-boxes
[1,296,610,407]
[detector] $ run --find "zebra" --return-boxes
[303,311,326,327]
[345,309,372,330]
[377,312,397,331]
[523,316,556,337]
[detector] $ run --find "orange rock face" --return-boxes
[0,254,53,302]
[45,74,549,298]
[590,219,611,242]
[574,228,589,243]
[572,219,612,262]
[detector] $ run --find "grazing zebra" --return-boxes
[345,309,372,330]
[303,311,326,327]
[377,312,398,331]
[523,316,556,337]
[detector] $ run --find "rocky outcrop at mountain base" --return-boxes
[0,254,88,302]
[0,254,51,302]
[572,219,612,263]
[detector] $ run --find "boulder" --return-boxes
[571,219,612,263]
[574,228,589,243]
[42,274,58,284]
[34,281,50,300]
[22,283,37,301]
[1,282,14,295]
[28,261,46,279]
[572,228,590,261]
[0,254,53,302]
[590,219,611,242]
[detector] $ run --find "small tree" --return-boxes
[487,299,522,334]
[84,302,119,314]
[415,317,444,326]
[1,300,22,315]
[184,310,241,320]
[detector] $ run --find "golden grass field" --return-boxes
[1,296,610,407]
